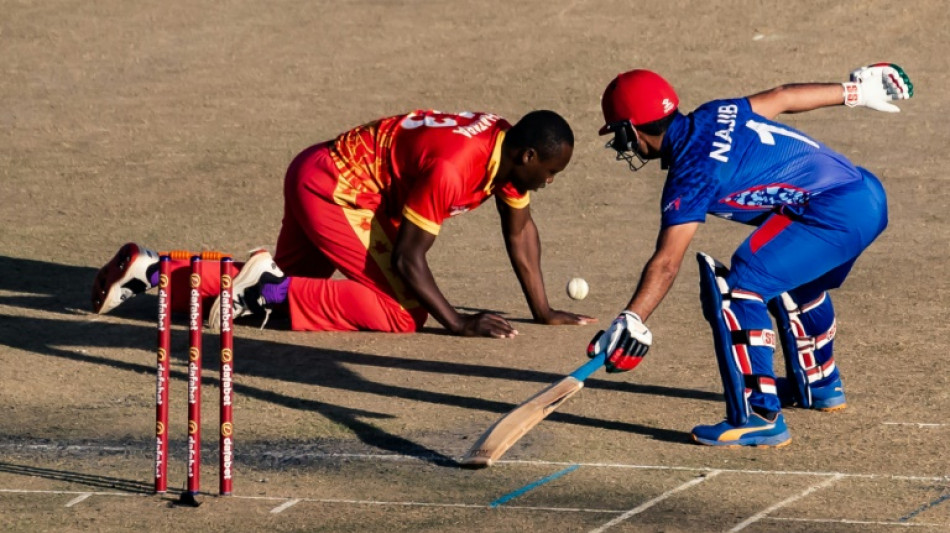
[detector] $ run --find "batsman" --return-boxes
[587,63,914,446]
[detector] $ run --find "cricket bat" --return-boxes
[461,352,606,468]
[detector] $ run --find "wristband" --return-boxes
[842,82,861,108]
[622,310,643,323]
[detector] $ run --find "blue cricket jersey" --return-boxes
[659,98,863,227]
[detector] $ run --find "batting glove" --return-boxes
[843,63,914,113]
[587,311,652,373]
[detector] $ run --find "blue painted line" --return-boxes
[899,491,950,522]
[489,464,580,508]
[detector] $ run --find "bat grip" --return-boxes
[569,352,606,381]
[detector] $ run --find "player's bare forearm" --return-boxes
[498,202,594,326]
[747,83,847,120]
[391,242,462,332]
[394,218,517,338]
[625,222,698,321]
[502,212,551,321]
[626,254,680,321]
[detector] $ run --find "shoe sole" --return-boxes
[691,431,792,448]
[91,243,155,314]
[207,250,282,332]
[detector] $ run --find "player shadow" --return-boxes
[0,462,154,494]
[0,255,701,461]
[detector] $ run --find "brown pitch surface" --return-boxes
[2,1,949,531]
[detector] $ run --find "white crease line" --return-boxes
[64,492,93,507]
[0,444,130,452]
[3,448,948,483]
[0,489,138,497]
[498,458,948,483]
[276,453,950,482]
[2,486,949,527]
[771,516,946,528]
[0,489,634,515]
[729,474,843,532]
[270,498,302,514]
[589,471,721,533]
[247,496,617,513]
[883,422,947,428]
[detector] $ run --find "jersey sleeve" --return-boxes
[496,181,530,209]
[401,161,463,235]
[660,164,717,227]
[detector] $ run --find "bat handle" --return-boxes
[569,352,607,381]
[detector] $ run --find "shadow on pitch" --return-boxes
[0,255,700,460]
[0,462,153,494]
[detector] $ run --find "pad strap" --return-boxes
[731,329,776,348]
[805,358,837,384]
[725,289,766,303]
[744,375,777,396]
[795,319,837,368]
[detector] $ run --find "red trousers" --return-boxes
[163,144,427,332]
[273,143,427,333]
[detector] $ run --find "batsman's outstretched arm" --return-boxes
[496,198,595,326]
[624,222,699,321]
[747,83,849,120]
[587,222,698,373]
[393,218,518,338]
[749,63,914,120]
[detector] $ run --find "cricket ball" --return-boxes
[566,277,589,300]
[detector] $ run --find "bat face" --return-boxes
[461,376,585,468]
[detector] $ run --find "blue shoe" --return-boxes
[776,377,847,411]
[691,412,791,447]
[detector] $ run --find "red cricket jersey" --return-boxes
[327,110,529,235]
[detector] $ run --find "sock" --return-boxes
[260,276,290,306]
[751,404,779,421]
[147,263,160,288]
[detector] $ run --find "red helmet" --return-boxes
[599,69,679,135]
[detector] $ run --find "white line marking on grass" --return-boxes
[728,474,843,532]
[262,497,617,513]
[588,471,721,533]
[0,443,130,452]
[4,446,944,483]
[270,498,302,514]
[883,422,948,428]
[283,453,950,482]
[772,516,945,528]
[0,489,138,497]
[64,492,93,507]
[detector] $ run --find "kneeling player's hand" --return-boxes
[844,63,914,112]
[587,311,652,372]
[539,309,597,326]
[457,312,518,339]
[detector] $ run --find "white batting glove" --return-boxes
[843,63,914,113]
[587,311,652,373]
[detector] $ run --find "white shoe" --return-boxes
[91,243,159,314]
[208,250,285,331]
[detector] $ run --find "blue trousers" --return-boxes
[724,169,887,412]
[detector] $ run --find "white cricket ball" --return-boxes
[566,277,589,300]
